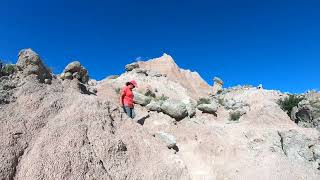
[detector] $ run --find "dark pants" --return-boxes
[123,106,136,119]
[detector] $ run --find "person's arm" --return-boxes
[119,88,126,106]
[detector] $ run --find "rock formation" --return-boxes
[60,61,89,84]
[212,76,223,95]
[137,53,211,99]
[16,49,52,83]
[1,49,320,180]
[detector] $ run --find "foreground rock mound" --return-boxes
[0,50,190,180]
[1,49,320,180]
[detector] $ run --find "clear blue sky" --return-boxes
[1,0,319,93]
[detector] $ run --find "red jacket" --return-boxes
[121,86,134,108]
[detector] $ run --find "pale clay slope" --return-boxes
[97,55,320,179]
[1,50,320,180]
[137,53,211,99]
[1,76,190,180]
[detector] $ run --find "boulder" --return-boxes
[161,100,188,120]
[155,132,177,149]
[146,100,162,112]
[290,99,320,128]
[61,61,89,84]
[186,102,196,118]
[133,92,151,106]
[125,62,139,71]
[16,48,52,82]
[64,61,82,73]
[197,102,218,114]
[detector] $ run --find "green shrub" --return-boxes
[197,97,211,106]
[229,111,241,121]
[145,89,156,98]
[155,94,169,102]
[218,98,224,106]
[2,64,15,75]
[277,94,304,116]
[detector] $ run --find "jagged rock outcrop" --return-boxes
[137,53,211,99]
[212,77,223,95]
[16,48,52,83]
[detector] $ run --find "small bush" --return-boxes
[156,94,169,102]
[218,98,224,106]
[2,64,15,75]
[115,87,121,94]
[229,111,241,121]
[145,89,156,98]
[197,97,211,106]
[277,94,304,116]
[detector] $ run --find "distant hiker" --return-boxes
[120,80,138,119]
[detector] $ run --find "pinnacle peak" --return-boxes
[158,53,175,63]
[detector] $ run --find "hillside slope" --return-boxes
[1,49,320,180]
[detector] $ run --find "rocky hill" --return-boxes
[133,53,211,99]
[0,49,320,180]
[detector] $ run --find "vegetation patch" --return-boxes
[277,94,304,116]
[197,97,211,106]
[229,111,241,121]
[1,64,15,76]
[155,94,169,102]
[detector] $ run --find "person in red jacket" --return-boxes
[120,80,138,118]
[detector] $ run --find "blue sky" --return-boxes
[0,0,319,93]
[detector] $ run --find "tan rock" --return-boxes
[137,53,211,99]
[212,77,223,95]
